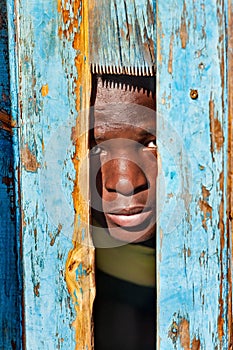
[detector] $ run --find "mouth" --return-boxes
[105,207,152,228]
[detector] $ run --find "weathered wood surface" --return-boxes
[12,0,94,348]
[89,0,156,75]
[227,0,233,346]
[4,0,233,349]
[157,0,230,348]
[0,1,21,348]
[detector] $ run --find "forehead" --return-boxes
[94,80,156,133]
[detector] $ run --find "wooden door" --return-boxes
[1,0,232,349]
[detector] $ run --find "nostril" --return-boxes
[133,182,149,195]
[106,178,149,196]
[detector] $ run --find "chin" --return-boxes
[107,224,155,244]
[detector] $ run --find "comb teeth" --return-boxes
[97,73,155,97]
[91,64,155,77]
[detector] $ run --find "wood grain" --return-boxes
[89,0,156,75]
[157,0,229,348]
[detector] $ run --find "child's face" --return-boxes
[91,84,157,243]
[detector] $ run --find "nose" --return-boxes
[103,158,149,196]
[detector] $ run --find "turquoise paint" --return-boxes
[76,263,87,280]
[73,289,79,306]
[11,0,80,348]
[4,0,231,348]
[89,0,156,74]
[157,0,229,348]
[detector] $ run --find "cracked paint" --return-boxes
[58,0,95,348]
[209,97,224,153]
[198,185,212,231]
[21,144,40,173]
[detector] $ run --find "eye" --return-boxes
[145,140,157,150]
[90,145,102,156]
[90,144,107,156]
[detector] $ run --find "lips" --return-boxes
[105,207,152,228]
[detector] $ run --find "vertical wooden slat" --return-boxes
[227,0,233,348]
[14,0,94,348]
[58,0,95,348]
[157,0,229,348]
[0,1,21,348]
[89,0,156,75]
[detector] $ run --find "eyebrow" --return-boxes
[93,127,156,143]
[137,128,156,137]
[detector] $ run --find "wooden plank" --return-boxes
[89,0,156,75]
[0,128,21,348]
[0,0,10,114]
[0,1,21,348]
[227,0,233,346]
[157,0,229,348]
[13,0,94,348]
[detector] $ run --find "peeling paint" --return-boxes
[58,0,95,348]
[209,97,224,153]
[227,1,233,345]
[0,110,16,133]
[191,338,201,350]
[21,144,40,173]
[89,0,156,75]
[180,2,189,49]
[41,84,49,97]
[50,223,62,246]
[168,32,174,74]
[33,282,40,297]
[199,185,212,230]
[218,170,225,345]
[179,319,190,350]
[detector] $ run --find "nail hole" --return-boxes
[190,89,198,100]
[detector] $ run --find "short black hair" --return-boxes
[90,74,155,106]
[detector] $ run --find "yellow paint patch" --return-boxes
[41,84,49,97]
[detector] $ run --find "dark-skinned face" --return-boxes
[90,84,157,243]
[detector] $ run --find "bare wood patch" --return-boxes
[168,33,174,74]
[0,110,16,133]
[180,2,189,49]
[227,0,233,345]
[209,97,224,153]
[59,0,95,348]
[191,338,201,350]
[179,319,190,350]
[21,144,40,173]
[199,185,212,231]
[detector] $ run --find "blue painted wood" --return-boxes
[0,0,10,114]
[89,0,156,75]
[4,0,232,348]
[12,0,78,348]
[157,0,229,348]
[0,1,21,348]
[0,130,21,349]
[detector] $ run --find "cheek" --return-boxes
[141,152,158,179]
